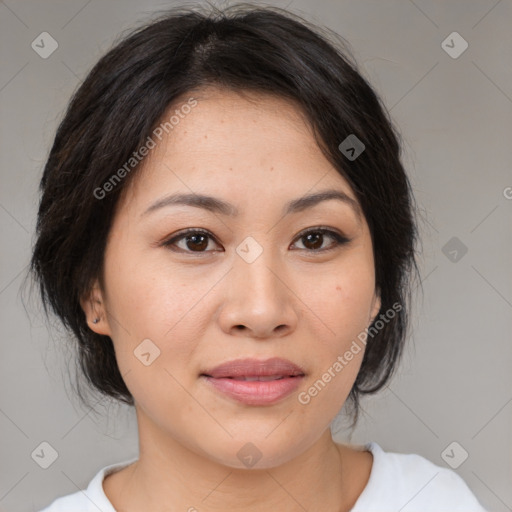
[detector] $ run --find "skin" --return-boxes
[81,87,381,512]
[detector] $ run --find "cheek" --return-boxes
[101,247,211,396]
[319,262,376,344]
[292,262,374,407]
[103,238,206,339]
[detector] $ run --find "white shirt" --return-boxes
[39,441,487,511]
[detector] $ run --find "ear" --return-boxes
[369,287,381,325]
[79,279,112,336]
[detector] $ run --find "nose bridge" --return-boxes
[233,235,284,305]
[219,234,297,337]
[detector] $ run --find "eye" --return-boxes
[162,228,221,254]
[161,227,350,255]
[291,227,350,252]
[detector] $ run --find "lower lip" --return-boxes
[201,375,304,405]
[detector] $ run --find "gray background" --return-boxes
[1,0,511,510]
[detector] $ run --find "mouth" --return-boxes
[199,357,306,405]
[208,375,302,381]
[200,356,306,379]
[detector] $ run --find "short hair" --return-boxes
[29,3,420,428]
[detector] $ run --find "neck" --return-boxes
[105,411,366,512]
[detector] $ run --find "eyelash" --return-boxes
[161,227,350,255]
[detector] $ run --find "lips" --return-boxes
[200,358,306,405]
[200,357,306,379]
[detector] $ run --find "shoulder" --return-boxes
[38,458,137,512]
[351,442,488,511]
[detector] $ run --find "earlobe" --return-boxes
[79,280,112,336]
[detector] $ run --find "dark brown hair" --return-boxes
[28,3,421,427]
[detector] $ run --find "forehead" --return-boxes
[162,87,317,155]
[119,87,358,214]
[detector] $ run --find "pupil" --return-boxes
[187,234,207,251]
[305,233,322,250]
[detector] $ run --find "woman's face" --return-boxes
[85,88,381,468]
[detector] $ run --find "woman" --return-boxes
[32,4,487,511]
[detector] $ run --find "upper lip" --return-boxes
[201,357,306,378]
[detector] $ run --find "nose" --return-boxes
[216,246,299,339]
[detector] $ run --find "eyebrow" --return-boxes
[141,189,362,222]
